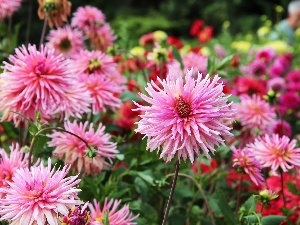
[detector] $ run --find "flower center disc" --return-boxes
[175,96,191,118]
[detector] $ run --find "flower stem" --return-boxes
[280,171,286,208]
[236,174,244,214]
[165,172,216,225]
[28,127,91,168]
[161,160,180,225]
[39,14,48,48]
[25,0,33,45]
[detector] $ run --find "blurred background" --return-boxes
[16,0,290,45]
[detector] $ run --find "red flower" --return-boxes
[189,19,204,37]
[197,26,213,43]
[192,159,218,174]
[139,32,155,46]
[233,77,267,96]
[167,36,183,49]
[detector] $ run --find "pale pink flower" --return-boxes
[79,74,122,114]
[71,6,106,33]
[0,0,22,20]
[267,77,285,92]
[231,146,264,186]
[182,52,208,77]
[89,198,138,225]
[247,134,300,172]
[0,143,28,189]
[0,158,81,225]
[214,44,227,58]
[46,25,85,58]
[234,95,276,134]
[0,44,90,125]
[134,68,234,163]
[48,121,118,176]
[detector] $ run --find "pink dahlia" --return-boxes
[0,143,28,189]
[0,0,22,20]
[134,68,234,163]
[73,49,125,84]
[46,25,84,58]
[0,158,81,225]
[273,120,292,137]
[248,59,267,77]
[89,198,138,225]
[247,134,300,173]
[78,74,122,114]
[0,44,90,125]
[89,23,117,52]
[231,146,264,186]
[234,95,276,134]
[71,6,106,33]
[48,121,118,176]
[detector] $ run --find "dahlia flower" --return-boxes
[48,121,118,176]
[0,44,91,125]
[38,0,71,28]
[89,198,138,225]
[60,203,90,225]
[231,146,264,186]
[134,68,234,163]
[255,48,276,64]
[72,49,124,84]
[182,52,208,77]
[0,143,28,189]
[234,94,276,134]
[0,0,22,20]
[89,23,117,52]
[247,134,300,172]
[46,25,84,58]
[0,159,81,225]
[71,6,106,33]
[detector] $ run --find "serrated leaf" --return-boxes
[215,189,237,225]
[172,47,184,70]
[261,215,286,225]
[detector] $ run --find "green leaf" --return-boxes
[215,189,237,225]
[243,195,257,213]
[243,214,261,223]
[172,47,184,70]
[120,91,142,101]
[32,134,49,157]
[137,171,154,185]
[261,215,286,225]
[116,154,125,161]
[103,211,110,225]
[216,55,234,70]
[286,182,300,196]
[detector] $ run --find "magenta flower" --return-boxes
[46,25,84,58]
[247,134,300,172]
[267,77,285,93]
[269,63,285,78]
[0,143,28,189]
[48,120,118,176]
[0,159,82,225]
[273,120,292,137]
[255,48,276,64]
[279,91,300,110]
[231,146,264,186]
[89,198,138,225]
[0,0,22,20]
[134,68,234,163]
[248,59,267,77]
[0,44,91,125]
[234,95,276,134]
